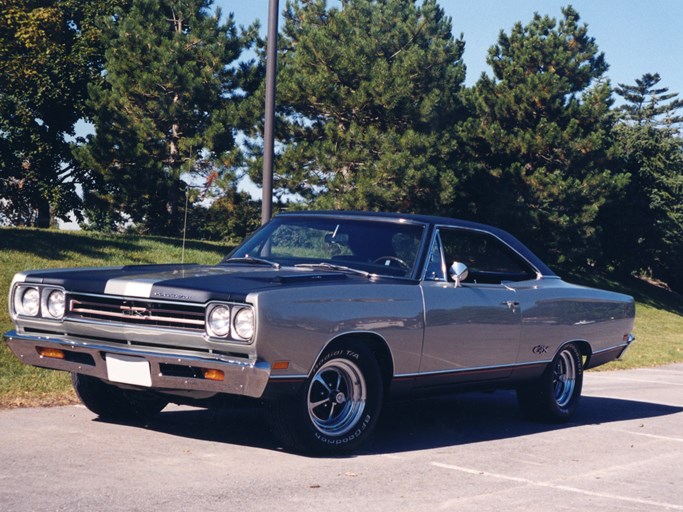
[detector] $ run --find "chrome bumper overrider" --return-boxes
[3,330,270,398]
[617,333,636,360]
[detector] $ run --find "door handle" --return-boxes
[501,300,520,310]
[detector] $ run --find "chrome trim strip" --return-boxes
[396,360,552,379]
[591,342,629,355]
[67,290,207,308]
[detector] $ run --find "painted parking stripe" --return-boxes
[431,462,683,510]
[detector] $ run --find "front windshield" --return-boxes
[229,216,426,278]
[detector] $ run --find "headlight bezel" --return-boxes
[13,285,66,321]
[205,302,255,343]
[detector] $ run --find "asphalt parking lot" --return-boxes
[1,364,682,512]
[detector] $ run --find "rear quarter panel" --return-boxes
[518,278,635,369]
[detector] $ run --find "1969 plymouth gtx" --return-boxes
[4,211,635,454]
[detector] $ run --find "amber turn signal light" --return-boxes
[202,369,225,381]
[37,347,65,359]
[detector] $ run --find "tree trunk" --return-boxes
[35,196,52,228]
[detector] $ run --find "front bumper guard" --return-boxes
[4,330,270,398]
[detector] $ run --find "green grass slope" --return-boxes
[0,228,228,407]
[1,228,682,407]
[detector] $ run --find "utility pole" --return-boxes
[261,0,279,225]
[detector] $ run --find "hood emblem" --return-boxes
[152,291,192,300]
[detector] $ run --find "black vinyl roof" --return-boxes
[277,210,557,277]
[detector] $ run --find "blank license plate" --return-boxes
[105,354,152,387]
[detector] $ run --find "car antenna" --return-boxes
[181,185,189,266]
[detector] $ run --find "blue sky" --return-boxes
[221,0,683,97]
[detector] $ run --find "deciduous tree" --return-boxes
[0,0,121,227]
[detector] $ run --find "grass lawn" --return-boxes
[1,228,682,407]
[0,228,228,408]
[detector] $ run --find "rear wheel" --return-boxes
[269,341,383,455]
[517,343,583,422]
[72,373,168,421]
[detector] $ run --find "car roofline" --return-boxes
[275,210,557,278]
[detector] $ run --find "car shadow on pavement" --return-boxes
[368,390,683,454]
[101,390,683,456]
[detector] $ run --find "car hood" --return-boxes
[18,263,358,303]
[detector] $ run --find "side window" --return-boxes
[438,228,535,284]
[424,232,446,281]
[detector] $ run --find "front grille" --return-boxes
[67,293,205,332]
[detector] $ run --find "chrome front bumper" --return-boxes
[4,330,270,398]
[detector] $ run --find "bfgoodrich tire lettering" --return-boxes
[269,341,383,455]
[517,343,583,422]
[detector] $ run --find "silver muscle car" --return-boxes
[4,211,635,454]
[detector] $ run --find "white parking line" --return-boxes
[431,462,683,510]
[588,374,683,386]
[601,427,683,443]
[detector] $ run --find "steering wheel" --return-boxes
[373,256,410,270]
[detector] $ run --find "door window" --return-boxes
[435,228,536,284]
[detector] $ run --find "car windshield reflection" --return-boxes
[228,216,426,278]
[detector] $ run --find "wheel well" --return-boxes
[323,333,394,389]
[571,339,592,365]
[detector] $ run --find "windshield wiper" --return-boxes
[222,256,281,269]
[295,262,371,278]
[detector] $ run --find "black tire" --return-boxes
[71,373,168,421]
[517,343,583,422]
[268,341,383,455]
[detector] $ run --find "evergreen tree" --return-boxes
[76,0,255,235]
[0,0,122,227]
[252,0,466,213]
[460,6,627,266]
[606,73,683,290]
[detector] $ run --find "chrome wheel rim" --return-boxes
[552,349,576,407]
[307,359,366,437]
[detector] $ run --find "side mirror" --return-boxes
[449,261,469,288]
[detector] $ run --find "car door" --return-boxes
[419,227,534,384]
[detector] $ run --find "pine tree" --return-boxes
[76,0,254,235]
[460,6,627,266]
[252,0,466,213]
[606,73,683,290]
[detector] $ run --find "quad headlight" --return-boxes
[233,307,255,340]
[208,304,232,337]
[17,287,40,317]
[13,285,66,320]
[206,303,255,342]
[46,289,66,319]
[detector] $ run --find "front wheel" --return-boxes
[517,343,583,422]
[268,341,383,455]
[72,373,168,421]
